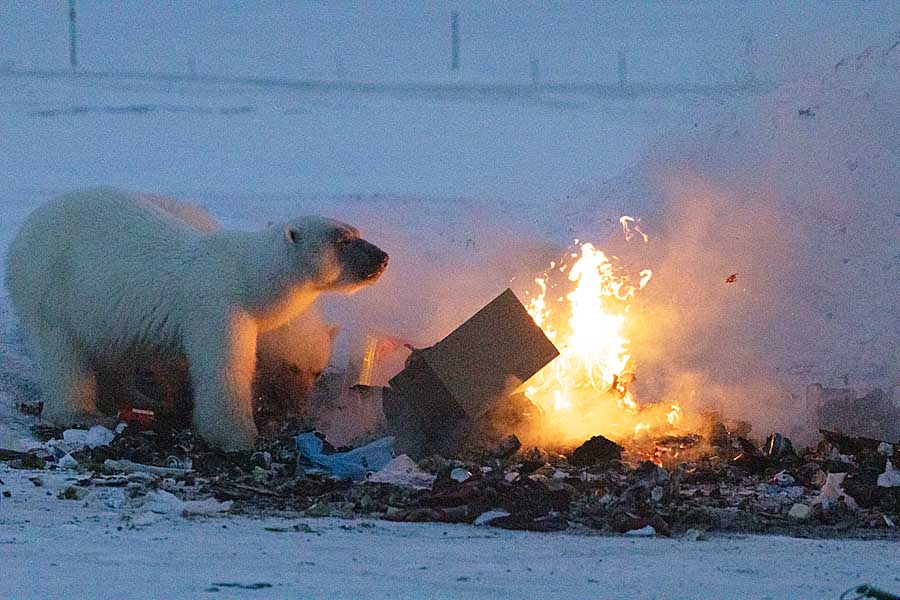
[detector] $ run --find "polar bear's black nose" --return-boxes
[346,239,389,281]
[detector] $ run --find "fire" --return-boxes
[619,215,648,243]
[523,219,682,446]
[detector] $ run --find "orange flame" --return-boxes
[523,218,681,445]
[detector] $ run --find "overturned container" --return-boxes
[385,288,559,457]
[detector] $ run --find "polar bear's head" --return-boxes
[281,216,389,292]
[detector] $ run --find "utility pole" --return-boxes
[450,11,459,72]
[68,0,78,71]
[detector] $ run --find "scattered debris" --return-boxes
[491,434,522,459]
[117,407,156,429]
[142,490,232,516]
[296,432,394,480]
[57,486,89,500]
[820,429,890,456]
[844,585,900,600]
[449,467,472,483]
[570,435,623,466]
[58,453,79,469]
[2,370,900,539]
[878,462,900,488]
[16,401,43,417]
[813,385,900,441]
[208,583,272,591]
[788,503,814,521]
[367,455,436,489]
[683,528,707,541]
[0,448,28,461]
[103,459,192,477]
[763,433,794,458]
[19,452,46,469]
[62,425,116,449]
[264,523,317,534]
[474,510,511,526]
[624,525,656,537]
[773,470,796,486]
[817,472,859,511]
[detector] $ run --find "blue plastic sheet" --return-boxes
[296,432,395,480]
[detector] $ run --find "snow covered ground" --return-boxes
[2,464,899,600]
[2,5,900,597]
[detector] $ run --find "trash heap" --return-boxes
[3,418,898,539]
[1,289,897,537]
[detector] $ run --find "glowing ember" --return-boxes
[522,219,682,445]
[619,215,648,243]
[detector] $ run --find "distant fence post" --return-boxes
[742,28,756,85]
[68,0,78,71]
[617,48,627,90]
[450,11,459,71]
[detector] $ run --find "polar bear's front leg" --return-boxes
[186,313,259,451]
[31,325,101,424]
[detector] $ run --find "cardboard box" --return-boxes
[387,288,559,453]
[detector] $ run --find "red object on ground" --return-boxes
[117,407,156,428]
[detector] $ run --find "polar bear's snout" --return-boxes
[346,238,389,281]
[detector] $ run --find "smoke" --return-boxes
[611,39,900,442]
[624,171,804,438]
[313,39,900,446]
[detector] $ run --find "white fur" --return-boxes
[136,193,338,381]
[6,187,371,450]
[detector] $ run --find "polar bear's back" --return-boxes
[142,194,220,232]
[6,187,205,350]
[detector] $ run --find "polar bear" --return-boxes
[5,187,388,450]
[90,193,341,433]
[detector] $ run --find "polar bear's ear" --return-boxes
[284,226,302,244]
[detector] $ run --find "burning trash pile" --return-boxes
[2,220,899,538]
[5,408,900,538]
